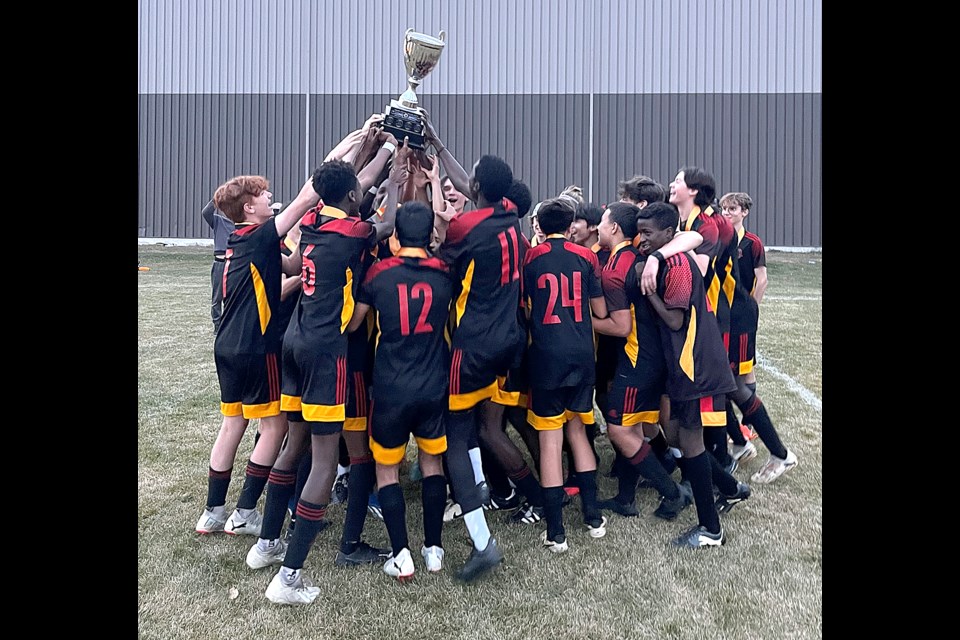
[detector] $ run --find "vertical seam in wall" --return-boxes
[588,91,594,203]
[304,92,310,178]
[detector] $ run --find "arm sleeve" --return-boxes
[753,235,767,268]
[201,200,217,229]
[662,260,693,311]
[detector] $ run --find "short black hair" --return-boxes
[395,201,434,249]
[576,202,603,227]
[636,201,680,232]
[474,155,513,202]
[679,166,716,208]
[617,175,666,204]
[312,160,358,204]
[605,201,639,239]
[536,197,576,235]
[505,179,533,218]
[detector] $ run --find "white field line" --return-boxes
[755,351,822,413]
[764,295,821,301]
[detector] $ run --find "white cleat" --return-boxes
[383,547,415,582]
[265,571,320,605]
[195,508,227,534]
[421,545,444,573]
[225,508,263,537]
[540,530,569,553]
[750,449,798,484]
[246,539,287,570]
[586,516,608,538]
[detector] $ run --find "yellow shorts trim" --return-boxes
[564,409,595,425]
[702,410,727,427]
[242,401,281,419]
[449,379,498,411]
[370,439,406,465]
[620,410,660,427]
[415,435,448,456]
[528,411,565,431]
[221,401,243,417]
[738,360,754,375]
[301,402,346,423]
[280,394,302,412]
[344,417,367,432]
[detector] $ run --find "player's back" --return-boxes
[523,236,603,389]
[359,253,453,400]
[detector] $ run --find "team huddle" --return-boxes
[194,113,797,605]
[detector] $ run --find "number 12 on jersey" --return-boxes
[397,282,434,335]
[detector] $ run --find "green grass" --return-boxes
[138,246,822,640]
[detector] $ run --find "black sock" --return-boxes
[422,474,446,549]
[206,466,232,509]
[704,426,733,468]
[685,452,720,534]
[631,443,680,499]
[507,464,543,506]
[236,460,272,510]
[260,468,297,541]
[481,444,512,497]
[675,456,688,485]
[576,470,601,524]
[340,457,374,554]
[739,395,788,459]
[338,436,350,468]
[543,486,565,540]
[707,451,739,496]
[378,482,408,556]
[613,457,639,504]
[284,499,327,570]
[726,405,747,446]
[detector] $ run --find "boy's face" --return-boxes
[721,202,748,226]
[568,217,595,245]
[636,218,674,256]
[596,209,616,249]
[668,171,696,207]
[442,178,467,213]
[246,189,275,222]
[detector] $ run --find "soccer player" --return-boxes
[194,174,320,537]
[719,192,796,482]
[431,148,525,581]
[256,148,402,605]
[346,200,453,581]
[200,198,235,334]
[635,202,749,548]
[591,202,693,519]
[522,196,609,553]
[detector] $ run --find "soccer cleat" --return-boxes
[367,491,384,520]
[653,482,694,521]
[484,488,521,511]
[540,530,569,553]
[751,449,798,484]
[730,440,758,464]
[724,457,739,475]
[585,515,608,538]
[225,508,263,537]
[265,571,320,605]
[716,482,752,515]
[331,472,349,505]
[456,538,504,582]
[334,541,391,567]
[246,539,287,570]
[421,545,444,572]
[598,497,639,517]
[442,498,464,523]
[383,547,415,582]
[510,501,544,525]
[672,524,725,548]
[195,508,227,534]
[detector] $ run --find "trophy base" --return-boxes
[382,101,426,150]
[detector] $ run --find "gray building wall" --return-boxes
[138,0,822,247]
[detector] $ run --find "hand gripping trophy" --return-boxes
[381,29,446,150]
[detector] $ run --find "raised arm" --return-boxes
[368,157,409,242]
[201,199,217,229]
[274,177,321,239]
[638,230,704,295]
[357,130,400,192]
[422,109,470,196]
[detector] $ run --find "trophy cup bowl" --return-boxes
[382,29,446,150]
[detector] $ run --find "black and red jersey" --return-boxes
[656,251,736,401]
[284,205,378,350]
[357,249,453,401]
[215,217,284,356]
[523,235,604,389]
[601,241,664,376]
[736,228,767,296]
[439,203,527,354]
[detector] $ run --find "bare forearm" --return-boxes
[646,294,683,331]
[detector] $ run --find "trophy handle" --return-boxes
[405,28,413,39]
[438,30,446,42]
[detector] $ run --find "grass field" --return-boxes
[138,246,822,640]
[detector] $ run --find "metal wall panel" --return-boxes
[139,0,822,95]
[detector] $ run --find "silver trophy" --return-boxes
[382,29,446,149]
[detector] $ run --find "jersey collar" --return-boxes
[320,205,349,219]
[609,240,632,257]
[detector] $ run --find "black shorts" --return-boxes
[281,339,348,426]
[215,351,282,419]
[449,343,521,411]
[725,331,756,376]
[671,394,728,431]
[369,395,447,465]
[527,384,595,431]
